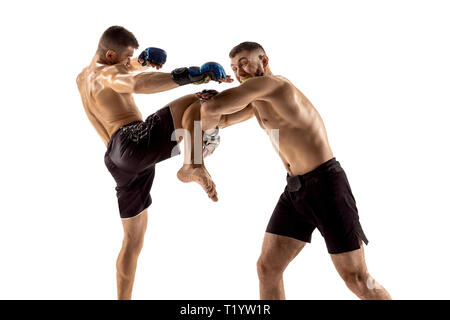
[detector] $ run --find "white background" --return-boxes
[0,0,449,299]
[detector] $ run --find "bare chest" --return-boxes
[250,101,282,130]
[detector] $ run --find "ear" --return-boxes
[105,49,116,63]
[260,54,269,68]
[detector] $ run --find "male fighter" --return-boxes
[76,26,231,299]
[200,42,391,300]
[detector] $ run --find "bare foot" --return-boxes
[177,164,218,201]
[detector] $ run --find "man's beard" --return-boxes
[241,67,265,83]
[255,66,265,77]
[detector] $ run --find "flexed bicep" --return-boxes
[219,105,255,129]
[200,76,281,130]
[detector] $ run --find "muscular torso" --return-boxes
[251,76,333,175]
[76,60,143,147]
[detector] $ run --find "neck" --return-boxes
[94,53,108,65]
[264,67,273,76]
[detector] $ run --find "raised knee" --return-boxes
[257,257,284,281]
[181,112,191,130]
[181,103,200,129]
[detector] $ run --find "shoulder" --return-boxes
[76,66,90,83]
[95,65,133,92]
[76,69,84,86]
[240,75,290,97]
[244,75,289,89]
[98,64,130,78]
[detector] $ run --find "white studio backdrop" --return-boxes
[0,0,449,299]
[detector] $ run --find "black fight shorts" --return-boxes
[104,106,180,219]
[266,158,369,254]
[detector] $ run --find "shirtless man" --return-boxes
[76,26,231,299]
[200,42,392,300]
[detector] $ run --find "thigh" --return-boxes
[167,94,199,130]
[312,171,368,254]
[116,165,155,219]
[266,190,316,244]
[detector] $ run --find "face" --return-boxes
[105,46,135,67]
[230,50,267,83]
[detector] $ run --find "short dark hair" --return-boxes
[97,26,139,56]
[229,41,266,58]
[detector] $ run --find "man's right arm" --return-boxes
[102,61,231,95]
[218,105,254,129]
[101,64,178,94]
[201,76,280,130]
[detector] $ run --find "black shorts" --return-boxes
[104,106,180,219]
[266,158,369,254]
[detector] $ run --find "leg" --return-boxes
[168,94,199,131]
[257,233,307,299]
[330,240,392,300]
[168,94,217,201]
[116,209,148,300]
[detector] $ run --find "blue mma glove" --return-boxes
[200,62,227,81]
[138,47,167,66]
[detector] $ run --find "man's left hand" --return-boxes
[138,47,167,69]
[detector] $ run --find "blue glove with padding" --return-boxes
[200,62,227,81]
[138,47,167,67]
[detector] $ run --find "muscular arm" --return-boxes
[218,105,254,129]
[101,64,178,94]
[201,76,280,130]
